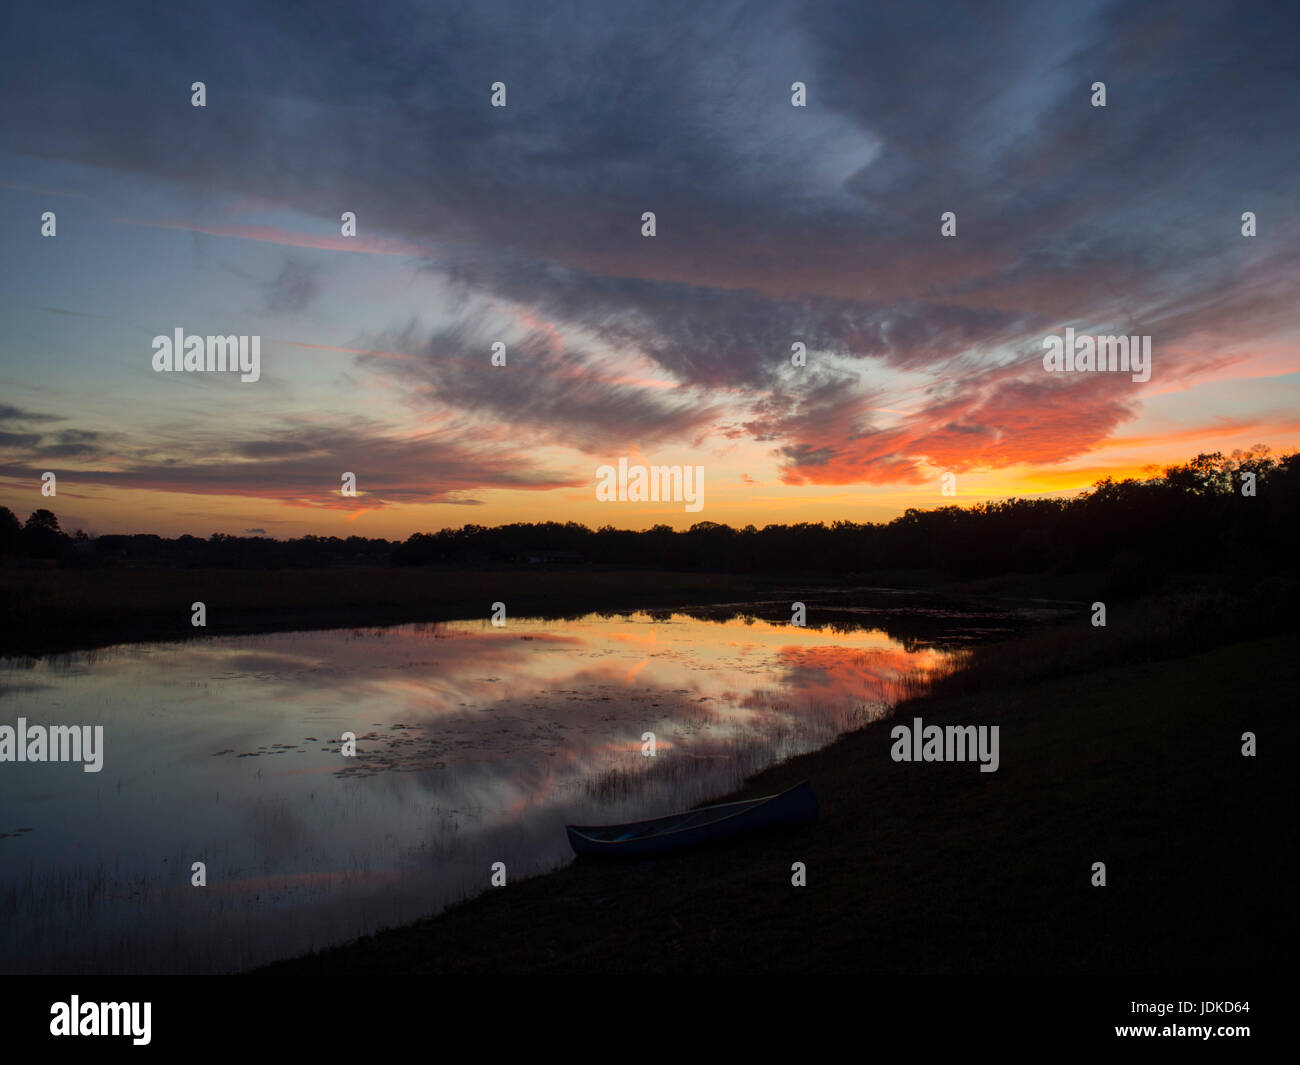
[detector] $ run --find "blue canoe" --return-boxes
[565,780,818,858]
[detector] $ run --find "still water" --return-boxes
[0,606,994,973]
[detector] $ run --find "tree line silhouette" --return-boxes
[3,449,1296,590]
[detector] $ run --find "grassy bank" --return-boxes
[0,563,1097,658]
[0,566,782,658]
[260,630,1290,974]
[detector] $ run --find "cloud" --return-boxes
[1,0,1297,489]
[263,256,323,313]
[356,318,725,452]
[40,306,110,319]
[0,414,580,507]
[115,218,425,257]
[0,420,107,461]
[36,429,106,459]
[0,404,61,423]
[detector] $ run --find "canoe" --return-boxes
[565,780,817,858]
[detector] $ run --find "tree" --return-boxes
[0,506,20,555]
[24,508,60,533]
[22,508,70,559]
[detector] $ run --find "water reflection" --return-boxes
[0,608,979,973]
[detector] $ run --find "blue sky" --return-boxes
[2,0,1298,536]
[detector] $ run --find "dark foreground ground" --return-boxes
[0,566,779,657]
[260,630,1290,974]
[0,563,1087,658]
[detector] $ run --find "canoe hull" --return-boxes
[565,780,818,858]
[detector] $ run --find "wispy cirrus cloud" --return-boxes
[0,0,1296,525]
[113,218,426,257]
[0,415,579,509]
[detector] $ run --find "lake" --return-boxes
[0,601,1035,972]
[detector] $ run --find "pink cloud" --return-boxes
[114,218,426,256]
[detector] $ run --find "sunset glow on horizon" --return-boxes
[3,2,1298,540]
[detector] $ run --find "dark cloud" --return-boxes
[357,318,724,451]
[263,257,323,313]
[0,425,105,461]
[0,405,61,423]
[37,430,104,459]
[437,254,1035,389]
[2,0,1296,484]
[0,415,578,506]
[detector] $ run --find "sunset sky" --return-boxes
[2,0,1298,538]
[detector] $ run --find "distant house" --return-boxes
[523,549,586,565]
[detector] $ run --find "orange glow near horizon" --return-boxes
[4,424,1300,541]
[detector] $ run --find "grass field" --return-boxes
[259,630,1290,974]
[0,566,776,657]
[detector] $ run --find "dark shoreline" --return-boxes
[0,564,1086,659]
[0,566,773,659]
[256,629,1290,975]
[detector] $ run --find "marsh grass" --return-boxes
[0,567,771,657]
[921,578,1299,702]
